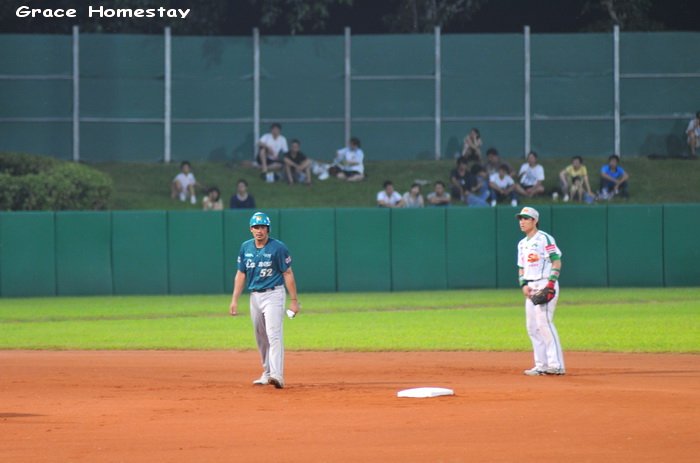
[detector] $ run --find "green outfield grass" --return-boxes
[1,288,698,352]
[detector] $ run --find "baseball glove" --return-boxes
[530,282,556,305]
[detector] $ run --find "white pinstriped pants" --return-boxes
[525,279,565,370]
[249,286,286,380]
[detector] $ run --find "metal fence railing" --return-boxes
[1,27,698,162]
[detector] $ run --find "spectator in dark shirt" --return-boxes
[463,164,490,207]
[484,147,512,177]
[229,179,256,209]
[450,158,470,201]
[284,139,312,185]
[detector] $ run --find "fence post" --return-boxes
[523,25,531,157]
[164,26,172,164]
[253,28,261,159]
[72,25,80,162]
[434,26,441,160]
[613,25,621,157]
[344,27,351,145]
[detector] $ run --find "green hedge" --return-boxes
[0,153,113,211]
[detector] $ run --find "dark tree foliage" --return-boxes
[0,0,696,35]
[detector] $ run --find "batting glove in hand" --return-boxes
[530,281,556,305]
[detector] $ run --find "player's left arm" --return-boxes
[547,253,562,290]
[282,268,300,314]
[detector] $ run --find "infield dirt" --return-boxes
[1,351,697,462]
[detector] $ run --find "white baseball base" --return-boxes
[397,387,454,398]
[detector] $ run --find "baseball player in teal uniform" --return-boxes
[516,206,566,376]
[229,212,300,389]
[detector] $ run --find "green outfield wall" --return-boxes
[0,205,698,297]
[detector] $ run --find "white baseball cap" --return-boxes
[516,206,539,221]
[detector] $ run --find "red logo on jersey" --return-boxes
[545,244,556,253]
[527,253,540,263]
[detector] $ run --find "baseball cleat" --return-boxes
[523,367,546,376]
[545,368,566,375]
[268,376,284,389]
[252,375,270,385]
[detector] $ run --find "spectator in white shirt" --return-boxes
[489,163,517,207]
[332,137,365,182]
[377,180,404,208]
[170,160,200,205]
[514,151,545,199]
[257,123,288,174]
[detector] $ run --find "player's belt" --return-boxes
[251,285,282,293]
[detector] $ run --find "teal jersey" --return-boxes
[237,238,292,291]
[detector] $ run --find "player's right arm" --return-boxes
[517,243,531,298]
[519,267,531,298]
[229,271,246,316]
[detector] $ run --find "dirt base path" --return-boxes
[1,351,698,462]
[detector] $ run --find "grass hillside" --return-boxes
[91,156,700,210]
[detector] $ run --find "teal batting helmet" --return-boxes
[249,211,271,228]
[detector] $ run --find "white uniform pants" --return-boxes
[525,280,565,370]
[249,286,286,380]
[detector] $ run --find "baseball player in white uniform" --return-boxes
[516,207,566,376]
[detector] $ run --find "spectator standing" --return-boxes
[559,156,594,203]
[332,137,365,182]
[377,180,404,208]
[283,139,312,185]
[449,158,470,201]
[230,179,257,209]
[402,183,425,208]
[203,187,224,210]
[600,154,629,199]
[427,181,451,206]
[171,160,199,205]
[484,148,512,177]
[462,128,482,162]
[489,164,517,206]
[515,151,545,199]
[257,123,288,177]
[687,111,700,158]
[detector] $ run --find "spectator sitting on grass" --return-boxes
[559,156,594,203]
[402,183,425,208]
[450,158,470,201]
[462,128,482,162]
[687,111,700,158]
[484,147,512,177]
[463,164,490,207]
[331,137,365,182]
[600,154,629,199]
[171,160,200,205]
[489,163,517,207]
[377,180,404,208]
[514,151,545,199]
[257,123,288,177]
[202,187,224,211]
[229,179,256,209]
[427,181,451,206]
[284,139,312,185]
